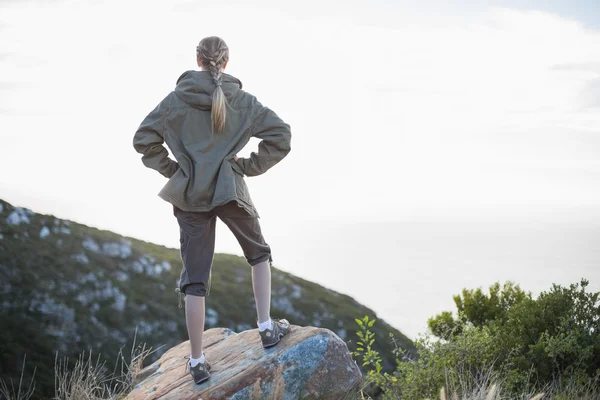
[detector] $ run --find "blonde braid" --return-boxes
[196,37,230,133]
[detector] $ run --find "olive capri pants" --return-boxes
[173,200,272,297]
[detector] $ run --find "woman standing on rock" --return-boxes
[133,36,292,384]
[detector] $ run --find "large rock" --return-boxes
[125,325,362,399]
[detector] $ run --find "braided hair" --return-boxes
[196,36,230,133]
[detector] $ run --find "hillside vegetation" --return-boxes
[0,198,414,399]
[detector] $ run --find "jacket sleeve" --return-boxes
[133,102,180,179]
[236,105,292,177]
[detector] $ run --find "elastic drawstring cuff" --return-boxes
[175,287,185,308]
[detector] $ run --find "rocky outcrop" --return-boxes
[126,325,362,400]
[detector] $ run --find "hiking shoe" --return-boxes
[259,318,291,348]
[185,356,211,384]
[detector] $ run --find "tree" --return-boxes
[428,281,529,339]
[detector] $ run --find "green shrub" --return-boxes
[354,279,600,399]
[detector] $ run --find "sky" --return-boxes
[1,0,599,337]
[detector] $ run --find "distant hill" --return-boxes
[0,198,415,398]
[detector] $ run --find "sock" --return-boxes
[185,294,206,360]
[190,352,205,367]
[258,318,273,332]
[252,260,272,327]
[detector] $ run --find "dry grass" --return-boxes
[54,329,156,400]
[350,385,544,400]
[436,384,543,400]
[0,355,36,400]
[352,379,600,400]
[53,351,113,400]
[0,328,156,400]
[351,372,600,400]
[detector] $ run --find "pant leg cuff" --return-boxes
[248,254,272,267]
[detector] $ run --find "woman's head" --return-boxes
[196,36,230,133]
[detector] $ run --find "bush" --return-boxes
[354,279,600,399]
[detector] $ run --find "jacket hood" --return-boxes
[174,70,243,110]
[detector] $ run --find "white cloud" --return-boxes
[0,1,598,242]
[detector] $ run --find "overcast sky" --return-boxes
[1,0,599,336]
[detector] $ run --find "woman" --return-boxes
[133,36,292,385]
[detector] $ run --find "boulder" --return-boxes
[125,325,362,399]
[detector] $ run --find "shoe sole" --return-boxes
[262,328,291,348]
[194,376,210,384]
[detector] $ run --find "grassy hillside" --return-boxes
[0,198,414,399]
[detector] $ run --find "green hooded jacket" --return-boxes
[133,70,292,217]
